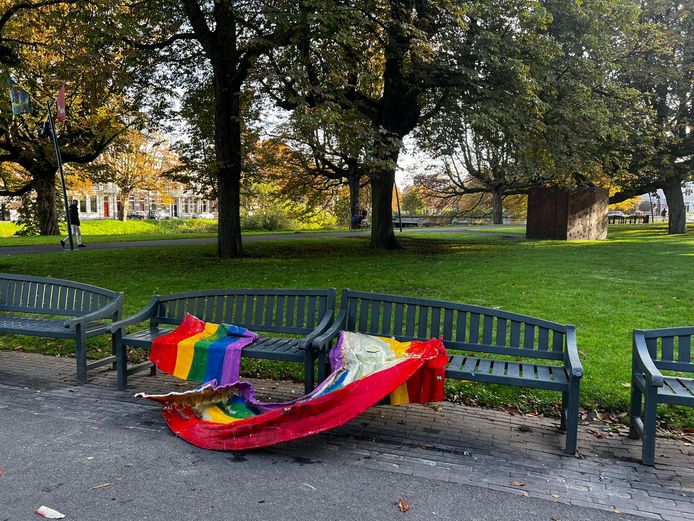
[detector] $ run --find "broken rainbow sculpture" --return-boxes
[139,313,447,450]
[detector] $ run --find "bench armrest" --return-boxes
[108,297,160,334]
[313,308,347,352]
[64,293,124,329]
[300,309,335,350]
[633,331,664,387]
[564,326,583,378]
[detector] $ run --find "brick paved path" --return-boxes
[1,351,692,520]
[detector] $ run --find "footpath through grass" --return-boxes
[0,223,692,427]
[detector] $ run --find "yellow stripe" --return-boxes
[173,322,219,379]
[201,405,242,424]
[389,383,410,405]
[378,336,410,358]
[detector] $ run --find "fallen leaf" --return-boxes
[86,456,94,460]
[551,493,560,499]
[521,491,529,497]
[613,507,622,514]
[0,468,4,477]
[36,506,65,519]
[511,481,526,487]
[90,482,115,490]
[683,428,694,434]
[620,383,631,388]
[398,498,410,512]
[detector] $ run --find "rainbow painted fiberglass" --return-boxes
[138,313,447,450]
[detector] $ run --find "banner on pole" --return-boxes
[56,82,66,121]
[9,81,32,115]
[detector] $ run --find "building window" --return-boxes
[80,198,87,213]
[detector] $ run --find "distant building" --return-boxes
[73,183,216,220]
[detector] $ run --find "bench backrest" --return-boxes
[0,273,120,317]
[152,288,336,335]
[638,327,694,373]
[339,290,570,360]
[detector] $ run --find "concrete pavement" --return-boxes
[1,351,693,520]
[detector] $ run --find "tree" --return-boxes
[266,1,520,248]
[0,0,138,234]
[79,130,179,220]
[608,0,694,234]
[116,0,299,258]
[401,185,425,215]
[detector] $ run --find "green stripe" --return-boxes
[222,397,258,419]
[187,326,225,382]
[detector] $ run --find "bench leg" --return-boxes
[75,331,88,385]
[560,392,568,431]
[628,377,642,440]
[114,332,127,391]
[564,379,580,455]
[304,348,315,394]
[642,390,658,466]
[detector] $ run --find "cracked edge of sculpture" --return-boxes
[137,314,447,451]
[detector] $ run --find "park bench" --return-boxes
[314,289,583,454]
[111,288,336,392]
[629,327,694,465]
[0,273,123,384]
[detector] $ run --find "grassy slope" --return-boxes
[0,223,692,424]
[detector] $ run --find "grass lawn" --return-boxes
[0,219,345,246]
[0,223,692,427]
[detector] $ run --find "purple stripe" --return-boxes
[219,335,256,385]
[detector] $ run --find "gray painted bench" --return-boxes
[0,273,123,384]
[629,327,694,465]
[314,289,583,454]
[111,288,335,392]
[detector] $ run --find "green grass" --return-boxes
[0,219,349,246]
[1,223,692,427]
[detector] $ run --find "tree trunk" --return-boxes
[213,64,243,259]
[662,177,687,234]
[370,170,399,250]
[492,186,504,225]
[347,160,361,221]
[35,170,60,235]
[119,194,128,221]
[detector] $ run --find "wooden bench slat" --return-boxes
[469,313,480,344]
[417,306,429,338]
[370,300,382,335]
[455,310,466,343]
[405,305,416,337]
[430,307,441,338]
[678,335,691,364]
[661,336,675,361]
[382,301,392,335]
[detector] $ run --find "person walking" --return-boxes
[60,199,86,248]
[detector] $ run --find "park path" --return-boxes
[0,225,515,256]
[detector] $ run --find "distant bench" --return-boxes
[314,290,583,454]
[111,288,335,392]
[0,273,123,384]
[608,215,650,224]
